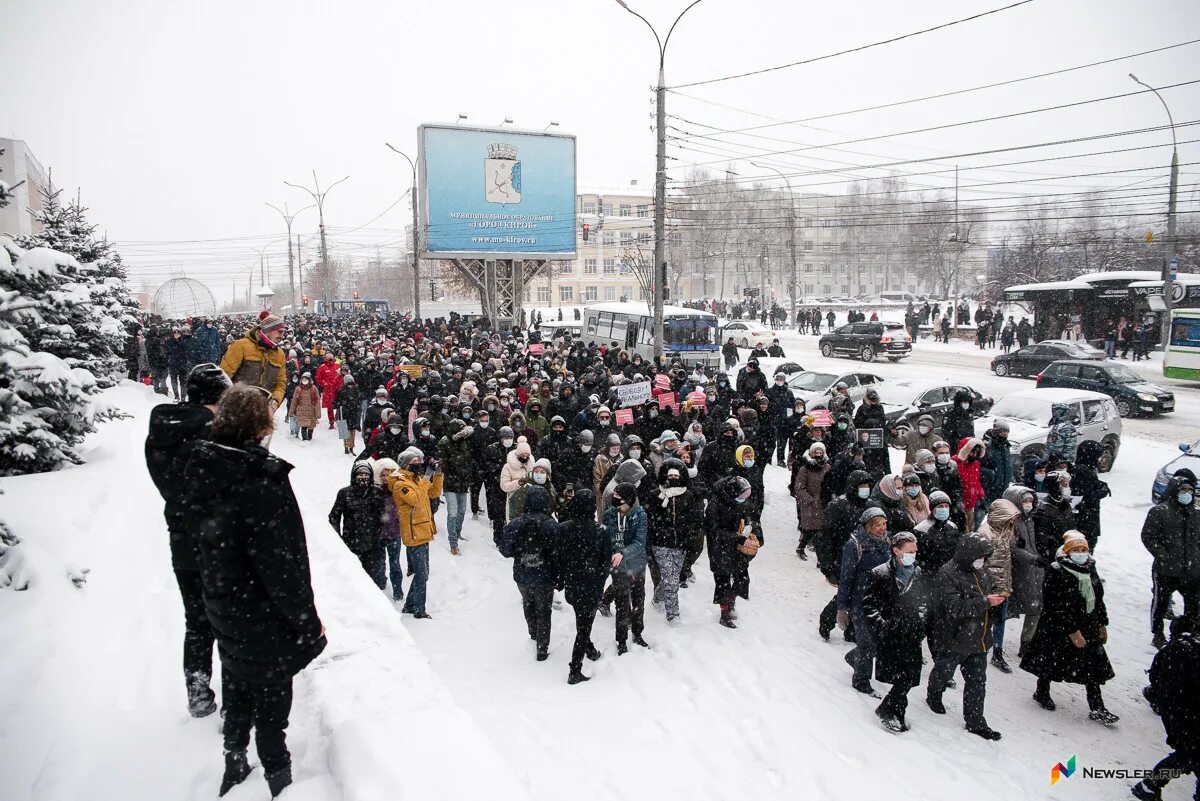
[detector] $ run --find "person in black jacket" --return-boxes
[1032,471,1076,559]
[467,409,499,516]
[557,489,618,684]
[735,358,767,399]
[334,374,362,454]
[499,486,559,661]
[862,531,930,733]
[144,363,230,718]
[852,389,891,479]
[554,429,594,495]
[362,387,394,439]
[705,475,755,628]
[925,534,1005,741]
[329,462,387,586]
[1132,615,1200,801]
[1019,530,1117,725]
[361,410,410,462]
[184,384,326,798]
[817,469,874,640]
[647,458,704,624]
[1141,473,1200,648]
[940,389,975,451]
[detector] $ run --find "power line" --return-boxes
[670,0,1037,89]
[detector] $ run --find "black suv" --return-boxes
[1036,360,1175,417]
[819,322,912,362]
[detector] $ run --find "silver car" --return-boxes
[786,370,885,410]
[972,388,1122,473]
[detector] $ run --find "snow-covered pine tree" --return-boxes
[0,237,96,475]
[13,184,132,388]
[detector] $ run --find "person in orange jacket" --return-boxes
[386,446,444,618]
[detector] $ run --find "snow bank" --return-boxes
[0,381,522,801]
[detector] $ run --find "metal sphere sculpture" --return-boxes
[152,276,217,319]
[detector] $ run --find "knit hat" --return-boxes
[612,483,638,506]
[260,313,284,333]
[860,506,887,524]
[929,490,951,507]
[396,447,425,471]
[1061,530,1089,553]
[890,531,917,547]
[499,425,515,439]
[532,457,552,475]
[576,429,594,445]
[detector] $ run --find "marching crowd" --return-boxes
[142,308,1199,800]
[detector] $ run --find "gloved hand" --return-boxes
[1098,625,1108,644]
[1069,630,1087,649]
[837,609,850,630]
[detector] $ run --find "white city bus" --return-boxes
[1164,307,1200,381]
[583,301,720,368]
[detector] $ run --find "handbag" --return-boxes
[736,519,761,557]
[335,411,349,440]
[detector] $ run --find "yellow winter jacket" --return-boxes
[220,327,288,404]
[387,469,445,547]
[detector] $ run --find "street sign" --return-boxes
[1169,258,1179,280]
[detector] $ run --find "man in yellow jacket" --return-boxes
[387,446,444,618]
[220,314,288,408]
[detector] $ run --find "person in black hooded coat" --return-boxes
[328,462,387,587]
[647,458,705,623]
[499,485,559,661]
[184,385,325,797]
[940,389,976,450]
[705,475,755,628]
[1133,615,1200,801]
[815,469,875,639]
[1071,440,1110,550]
[852,391,891,479]
[556,490,618,684]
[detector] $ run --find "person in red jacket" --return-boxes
[315,354,342,429]
[953,437,986,533]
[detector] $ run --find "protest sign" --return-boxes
[527,343,544,355]
[654,373,672,390]
[615,408,634,426]
[657,392,677,411]
[616,381,652,408]
[809,409,833,428]
[858,428,886,449]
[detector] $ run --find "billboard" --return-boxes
[418,124,577,259]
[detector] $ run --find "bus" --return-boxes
[315,298,391,316]
[583,301,720,368]
[1164,307,1200,380]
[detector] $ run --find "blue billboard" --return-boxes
[418,124,577,258]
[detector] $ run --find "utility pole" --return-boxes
[1130,74,1179,349]
[296,234,304,302]
[266,201,313,313]
[615,0,706,364]
[385,143,421,320]
[753,162,799,328]
[285,171,349,317]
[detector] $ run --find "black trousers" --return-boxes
[570,601,599,670]
[682,542,704,582]
[1152,570,1200,635]
[1143,750,1199,792]
[469,475,484,514]
[173,568,215,682]
[612,570,645,644]
[879,678,916,720]
[928,651,988,729]
[518,583,553,652]
[358,547,386,590]
[1036,676,1105,710]
[222,673,293,775]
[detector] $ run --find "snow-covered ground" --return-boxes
[1,363,1195,800]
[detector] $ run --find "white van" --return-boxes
[879,291,916,304]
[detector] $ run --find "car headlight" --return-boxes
[1137,393,1157,402]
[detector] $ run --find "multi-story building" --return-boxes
[0,138,49,240]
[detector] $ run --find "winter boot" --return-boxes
[1130,780,1164,801]
[265,766,292,798]
[926,694,946,715]
[616,641,629,655]
[990,653,1013,674]
[632,633,650,648]
[719,605,737,629]
[218,750,253,797]
[1089,708,1120,726]
[186,674,217,718]
[875,705,905,734]
[536,647,549,662]
[1033,689,1056,711]
[567,666,591,685]
[585,643,602,661]
[966,724,1002,741]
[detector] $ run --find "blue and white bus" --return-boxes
[583,301,720,368]
[1165,307,1200,381]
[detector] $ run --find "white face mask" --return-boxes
[580,444,591,453]
[936,453,950,465]
[921,462,936,474]
[960,402,971,410]
[1069,552,1089,565]
[899,552,917,567]
[918,426,931,435]
[629,448,642,460]
[501,438,514,447]
[972,558,985,570]
[1022,501,1034,513]
[389,426,402,434]
[1034,472,1046,482]
[532,472,547,485]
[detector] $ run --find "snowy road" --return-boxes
[1,377,1194,801]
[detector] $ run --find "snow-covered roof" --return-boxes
[1074,270,1164,284]
[1005,280,1092,292]
[584,301,716,318]
[1128,273,1200,288]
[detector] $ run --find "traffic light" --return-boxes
[352,290,361,299]
[302,294,309,307]
[582,223,590,242]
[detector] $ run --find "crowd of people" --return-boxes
[141,307,1199,800]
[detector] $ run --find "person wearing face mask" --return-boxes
[722,336,740,370]
[591,433,624,516]
[706,476,757,629]
[764,373,793,466]
[605,484,650,652]
[733,445,765,530]
[867,474,911,536]
[951,438,987,533]
[900,472,931,527]
[411,416,440,461]
[1003,486,1048,658]
[1033,470,1077,560]
[1070,440,1111,551]
[509,458,559,520]
[372,458,406,602]
[817,470,875,640]
[939,390,976,451]
[498,485,559,662]
[386,447,444,620]
[647,459,703,625]
[911,449,940,497]
[914,491,961,580]
[925,534,1005,741]
[862,531,930,732]
[1019,531,1118,725]
[467,411,498,517]
[437,419,475,555]
[500,437,534,521]
[735,358,767,399]
[362,409,410,462]
[838,507,893,695]
[550,429,592,495]
[1022,457,1049,493]
[481,426,517,544]
[793,442,831,560]
[978,420,1014,505]
[287,372,321,442]
[853,389,891,480]
[902,414,940,466]
[979,499,1023,673]
[1141,474,1200,649]
[1132,615,1200,801]
[329,462,388,586]
[363,387,395,438]
[536,415,571,463]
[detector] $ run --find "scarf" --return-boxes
[1060,558,1096,613]
[893,561,917,590]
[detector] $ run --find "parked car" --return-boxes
[973,388,1121,473]
[819,322,912,362]
[990,340,1106,378]
[1152,438,1200,502]
[722,320,779,349]
[785,370,885,410]
[1040,339,1109,360]
[1036,360,1175,417]
[755,358,805,377]
[874,379,994,449]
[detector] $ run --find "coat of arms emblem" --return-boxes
[485,143,521,204]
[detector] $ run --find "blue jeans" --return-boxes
[383,538,404,600]
[991,599,1009,653]
[402,543,429,615]
[445,492,468,548]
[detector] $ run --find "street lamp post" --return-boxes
[614,0,705,364]
[385,143,421,320]
[752,161,800,329]
[285,171,349,315]
[1130,74,1179,350]
[265,201,314,313]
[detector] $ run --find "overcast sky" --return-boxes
[3,0,1199,301]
